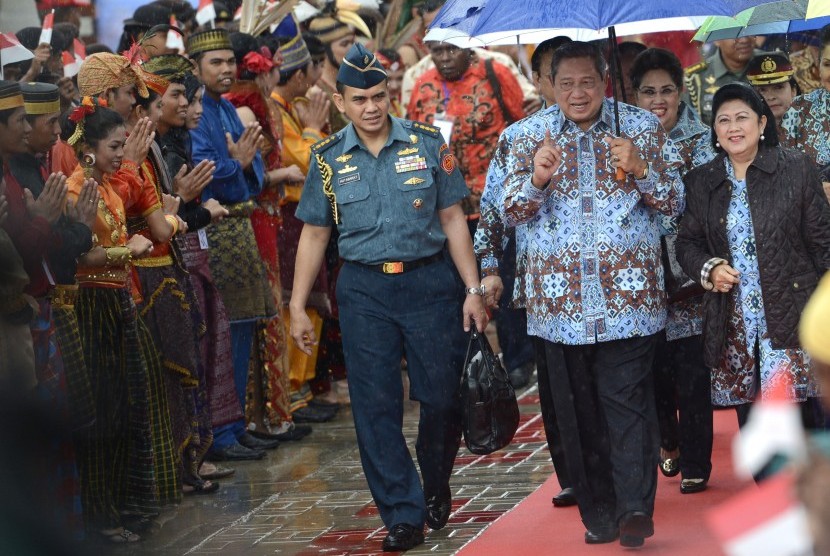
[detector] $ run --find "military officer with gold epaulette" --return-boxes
[682,37,762,125]
[289,42,487,553]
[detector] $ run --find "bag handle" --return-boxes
[483,58,520,125]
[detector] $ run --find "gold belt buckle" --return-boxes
[382,262,404,274]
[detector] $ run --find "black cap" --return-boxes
[124,3,171,31]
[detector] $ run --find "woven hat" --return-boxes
[20,82,61,115]
[186,28,232,58]
[274,14,312,73]
[747,52,794,87]
[337,42,387,90]
[143,54,194,83]
[0,80,24,112]
[77,52,150,98]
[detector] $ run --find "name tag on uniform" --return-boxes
[198,228,209,249]
[395,155,428,173]
[338,173,360,185]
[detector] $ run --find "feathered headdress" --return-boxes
[307,0,374,43]
[237,0,301,38]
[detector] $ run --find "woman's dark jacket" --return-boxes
[677,146,830,368]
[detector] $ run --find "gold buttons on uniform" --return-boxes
[794,282,799,289]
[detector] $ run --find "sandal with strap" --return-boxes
[183,474,220,495]
[99,528,141,544]
[199,462,235,480]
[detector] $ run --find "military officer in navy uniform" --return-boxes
[289,43,488,552]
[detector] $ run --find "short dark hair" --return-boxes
[135,89,161,110]
[550,41,607,82]
[710,82,779,152]
[60,105,125,151]
[531,36,571,74]
[629,48,683,91]
[617,41,647,61]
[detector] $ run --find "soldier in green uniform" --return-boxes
[682,37,761,125]
[289,43,487,552]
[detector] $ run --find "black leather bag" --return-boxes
[661,234,705,304]
[460,329,520,455]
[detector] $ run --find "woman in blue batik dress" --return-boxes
[677,83,830,430]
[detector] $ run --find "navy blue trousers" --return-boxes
[337,257,466,529]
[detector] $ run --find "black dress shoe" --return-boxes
[618,511,654,548]
[552,487,577,507]
[382,523,424,552]
[206,443,265,462]
[680,478,708,494]
[584,527,618,544]
[425,492,452,530]
[659,456,680,477]
[293,405,337,423]
[508,361,534,389]
[273,423,313,441]
[239,432,280,450]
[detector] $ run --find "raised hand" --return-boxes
[66,178,100,228]
[124,117,156,164]
[173,160,215,202]
[25,172,67,224]
[225,122,262,170]
[295,89,330,131]
[531,130,563,189]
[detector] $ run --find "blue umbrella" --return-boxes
[429,0,777,158]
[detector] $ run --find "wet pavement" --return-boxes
[120,381,552,556]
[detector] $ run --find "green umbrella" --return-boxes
[693,0,830,41]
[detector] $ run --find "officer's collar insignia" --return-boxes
[338,164,358,174]
[335,153,352,163]
[409,134,418,144]
[397,147,419,156]
[705,74,716,85]
[404,177,425,185]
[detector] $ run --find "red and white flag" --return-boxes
[62,38,86,77]
[195,0,216,26]
[707,471,813,556]
[1,33,35,72]
[39,9,55,46]
[166,15,185,53]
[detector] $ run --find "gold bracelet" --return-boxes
[104,246,132,267]
[164,214,179,235]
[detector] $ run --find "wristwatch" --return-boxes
[466,285,485,296]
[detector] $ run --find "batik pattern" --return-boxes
[781,88,830,171]
[502,100,685,345]
[713,158,817,406]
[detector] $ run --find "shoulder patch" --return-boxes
[311,132,343,154]
[684,61,707,76]
[404,119,442,138]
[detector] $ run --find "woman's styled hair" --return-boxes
[60,105,124,151]
[629,48,684,91]
[710,82,779,152]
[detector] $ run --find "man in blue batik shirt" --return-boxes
[188,28,280,461]
[502,41,685,548]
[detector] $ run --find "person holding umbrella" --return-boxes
[502,41,685,548]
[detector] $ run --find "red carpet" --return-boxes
[458,410,748,555]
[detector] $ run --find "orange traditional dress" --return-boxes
[66,162,161,528]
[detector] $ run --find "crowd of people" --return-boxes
[0,0,829,552]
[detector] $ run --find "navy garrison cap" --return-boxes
[337,43,387,90]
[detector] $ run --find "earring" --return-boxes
[715,141,720,148]
[760,134,765,141]
[82,153,96,178]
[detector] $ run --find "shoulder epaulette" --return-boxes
[684,61,707,76]
[311,131,343,154]
[403,120,442,138]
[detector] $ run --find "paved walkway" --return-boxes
[121,383,551,556]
